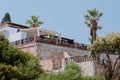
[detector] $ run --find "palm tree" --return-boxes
[84,8,103,44]
[26,15,43,27]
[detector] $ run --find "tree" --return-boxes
[1,12,11,24]
[88,33,120,80]
[84,8,103,44]
[0,35,43,80]
[26,15,43,27]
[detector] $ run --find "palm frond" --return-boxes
[95,18,99,21]
[85,21,91,27]
[97,26,102,29]
[26,15,43,27]
[38,21,44,25]
[32,16,38,23]
[98,13,103,18]
[84,8,103,30]
[26,20,32,25]
[84,15,90,20]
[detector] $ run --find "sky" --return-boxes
[0,0,120,44]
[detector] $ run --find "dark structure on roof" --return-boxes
[0,22,28,29]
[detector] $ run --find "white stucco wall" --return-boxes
[0,26,17,38]
[0,25,27,42]
[0,26,9,37]
[9,32,26,42]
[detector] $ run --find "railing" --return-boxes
[71,56,99,62]
[11,36,88,50]
[65,56,99,64]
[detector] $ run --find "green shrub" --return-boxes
[37,63,82,80]
[37,62,106,80]
[65,63,81,72]
[0,64,20,80]
[0,35,43,80]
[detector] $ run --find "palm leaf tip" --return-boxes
[97,26,102,29]
[26,20,32,24]
[39,21,43,25]
[85,21,91,27]
[84,15,90,20]
[98,13,103,17]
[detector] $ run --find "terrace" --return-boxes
[0,23,87,50]
[11,35,88,50]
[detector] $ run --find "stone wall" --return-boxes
[79,61,94,76]
[36,42,89,57]
[16,42,105,76]
[77,61,105,76]
[94,62,105,76]
[35,42,90,71]
[17,42,37,56]
[40,59,53,73]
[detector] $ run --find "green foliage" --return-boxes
[0,64,20,80]
[62,63,81,80]
[47,34,56,39]
[81,75,106,80]
[0,35,43,80]
[118,69,120,74]
[18,57,43,79]
[1,12,11,23]
[84,8,103,44]
[84,8,103,28]
[88,32,120,80]
[64,62,81,73]
[37,63,106,80]
[26,15,43,27]
[88,32,120,55]
[36,63,82,80]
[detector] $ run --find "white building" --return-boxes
[0,22,61,43]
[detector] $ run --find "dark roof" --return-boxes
[61,37,74,41]
[61,37,74,44]
[0,22,28,29]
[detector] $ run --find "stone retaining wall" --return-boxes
[78,61,105,76]
[17,42,105,76]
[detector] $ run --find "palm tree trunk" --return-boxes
[91,28,97,44]
[91,20,97,44]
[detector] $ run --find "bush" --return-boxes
[63,63,81,80]
[36,62,106,80]
[37,63,82,80]
[0,64,20,80]
[0,35,43,80]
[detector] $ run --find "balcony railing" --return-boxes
[11,36,88,50]
[71,56,99,63]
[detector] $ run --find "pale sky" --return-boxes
[0,0,120,44]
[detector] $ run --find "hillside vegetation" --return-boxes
[0,35,43,80]
[0,35,105,80]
